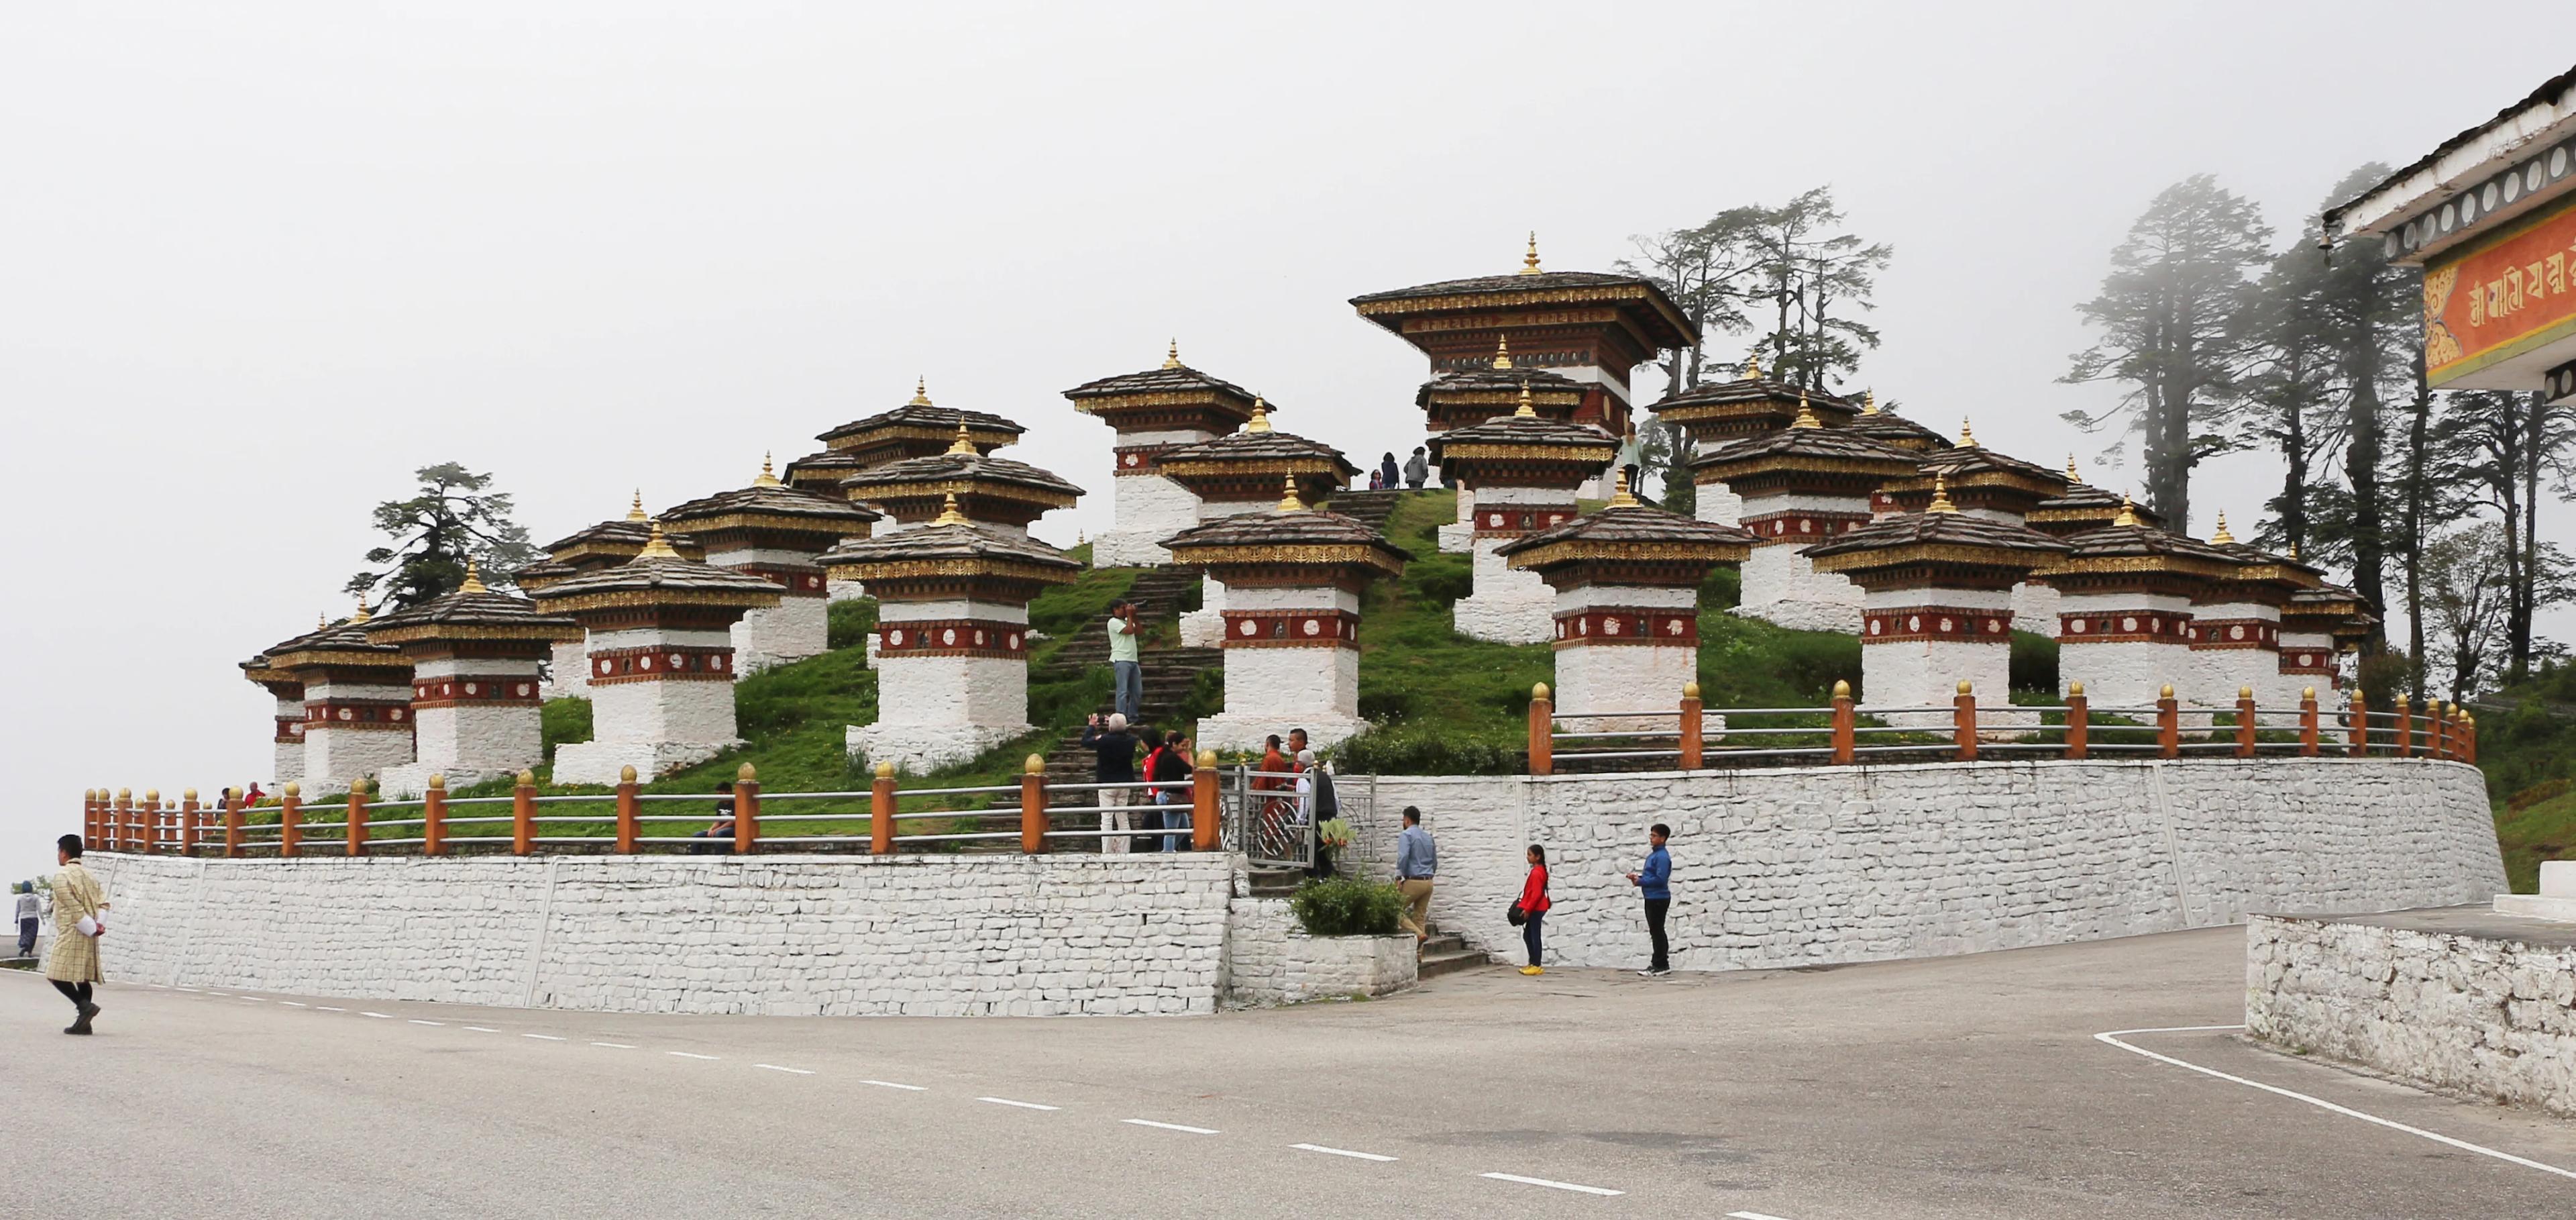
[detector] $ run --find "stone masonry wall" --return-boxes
[2248,913,2576,1117]
[1222,897,1417,1006]
[1338,758,2501,974]
[83,852,1234,1017]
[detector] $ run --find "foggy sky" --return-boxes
[5,3,2568,883]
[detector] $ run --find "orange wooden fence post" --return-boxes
[1678,682,1704,770]
[80,791,95,847]
[2064,681,2090,760]
[423,775,448,856]
[2298,689,2320,756]
[1952,681,1978,762]
[138,790,158,852]
[346,778,370,857]
[180,789,200,855]
[869,761,896,856]
[1527,682,1554,777]
[513,769,537,856]
[732,763,759,854]
[2434,703,2453,760]
[1830,680,1856,766]
[1191,750,1220,852]
[2156,684,2180,759]
[2461,711,2478,764]
[614,766,639,854]
[279,782,303,858]
[223,788,244,859]
[2349,691,2369,756]
[2394,695,2413,758]
[2234,687,2257,758]
[1020,754,1049,854]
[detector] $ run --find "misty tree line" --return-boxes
[1619,172,2573,702]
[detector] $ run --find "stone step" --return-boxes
[1417,948,1489,980]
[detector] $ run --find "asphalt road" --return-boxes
[5,925,2572,1219]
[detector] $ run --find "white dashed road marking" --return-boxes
[279,1001,306,1007]
[1123,1119,1219,1135]
[523,1033,566,1041]
[409,1019,443,1026]
[755,1064,814,1075]
[462,1026,499,1033]
[667,1051,720,1060]
[859,1080,927,1092]
[1729,1212,1799,1219]
[590,1041,636,1050]
[360,1011,393,1019]
[977,1097,1059,1111]
[314,1006,344,1012]
[2096,1025,2576,1182]
[1481,1172,1624,1197]
[1292,1143,1397,1162]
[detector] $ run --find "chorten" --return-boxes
[835,417,1082,538]
[529,522,785,784]
[1150,402,1360,648]
[2190,512,2324,708]
[1161,478,1407,752]
[1426,385,1621,642]
[1837,391,1953,453]
[1654,357,1864,525]
[2025,458,2165,538]
[1692,395,1922,632]
[1872,423,2066,522]
[788,379,1026,493]
[1499,474,1756,731]
[2029,498,2237,709]
[515,493,707,697]
[240,633,317,784]
[364,562,584,798]
[1805,478,2070,727]
[1415,337,1589,434]
[265,601,417,791]
[2280,573,2366,702]
[820,495,1081,772]
[1061,341,1266,567]
[1351,234,1697,440]
[657,457,880,674]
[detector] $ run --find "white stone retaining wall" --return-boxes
[80,852,1235,1017]
[1099,467,1201,568]
[735,597,828,676]
[544,638,591,699]
[2247,913,2576,1117]
[1335,759,2501,975]
[1222,897,1417,1005]
[1454,539,1556,644]
[1736,542,1864,633]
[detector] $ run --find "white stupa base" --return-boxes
[1180,576,1230,649]
[543,639,590,699]
[846,721,1028,776]
[272,739,305,786]
[735,598,828,676]
[1454,546,1555,644]
[377,764,517,800]
[301,728,416,795]
[1695,480,1744,527]
[1859,640,2019,731]
[1436,523,1472,554]
[1195,713,1373,756]
[552,739,739,787]
[2012,582,2061,639]
[1092,531,1173,569]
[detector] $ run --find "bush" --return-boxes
[541,698,592,762]
[1289,876,1404,936]
[1407,554,1472,607]
[826,598,878,650]
[1333,721,1522,776]
[2009,630,2059,697]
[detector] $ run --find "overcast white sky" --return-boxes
[4,4,2569,883]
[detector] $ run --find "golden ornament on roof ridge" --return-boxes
[1518,231,1542,275]
[2113,495,2140,528]
[1862,390,1880,415]
[1790,390,1822,429]
[1277,473,1305,512]
[350,596,372,625]
[932,492,969,527]
[753,452,781,487]
[946,415,977,456]
[627,490,648,521]
[459,560,488,595]
[1493,335,1514,370]
[1957,417,1977,447]
[1514,382,1536,418]
[2210,510,2235,545]
[1609,468,1640,509]
[1163,338,1181,370]
[637,519,680,559]
[1246,397,1273,433]
[909,376,933,406]
[1927,473,1958,514]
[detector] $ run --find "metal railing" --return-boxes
[1523,681,2479,776]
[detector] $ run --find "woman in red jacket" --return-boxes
[1515,844,1551,976]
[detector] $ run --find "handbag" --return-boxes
[1505,903,1526,927]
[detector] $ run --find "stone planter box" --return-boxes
[1226,897,1417,1006]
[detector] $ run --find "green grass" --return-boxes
[2466,660,2576,891]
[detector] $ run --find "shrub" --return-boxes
[1407,554,1472,607]
[826,598,878,650]
[541,698,593,762]
[2009,630,2059,697]
[1289,876,1404,936]
[1333,721,1522,776]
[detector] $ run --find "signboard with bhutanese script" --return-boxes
[2423,196,2576,387]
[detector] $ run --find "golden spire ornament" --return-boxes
[1514,381,1536,417]
[2287,541,2301,560]
[1790,390,1822,429]
[317,611,328,630]
[2114,495,2141,528]
[1518,231,1542,275]
[1277,473,1305,512]
[1862,389,1880,415]
[1927,473,1959,514]
[1163,338,1182,370]
[753,452,780,487]
[2065,455,2080,482]
[932,492,969,527]
[350,595,372,625]
[1493,335,1514,370]
[2210,510,2235,545]
[1957,417,1978,447]
[1742,354,1762,380]
[946,414,976,455]
[908,377,933,406]
[1246,397,1273,433]
[459,559,488,595]
[627,490,647,522]
[1609,467,1641,509]
[637,519,680,558]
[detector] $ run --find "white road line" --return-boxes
[1291,1143,1397,1162]
[1124,1119,1220,1135]
[755,1064,815,1075]
[462,1026,499,1033]
[208,991,232,997]
[314,1006,344,1012]
[238,996,266,1002]
[976,1097,1060,1111]
[360,1012,394,1019]
[1729,1212,1799,1219]
[523,1033,566,1041]
[2096,1025,2576,1182]
[278,1001,307,1007]
[859,1080,927,1092]
[667,1051,720,1060]
[175,987,199,993]
[1481,1172,1624,1197]
[409,1019,443,1026]
[589,1041,636,1049]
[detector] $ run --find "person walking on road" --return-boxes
[1081,712,1140,854]
[1513,844,1550,976]
[44,833,107,1035]
[1393,807,1436,945]
[1402,446,1429,489]
[14,881,42,958]
[1627,823,1673,976]
[1106,599,1142,723]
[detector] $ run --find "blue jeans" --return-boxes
[1113,660,1142,721]
[1521,911,1544,966]
[1155,791,1185,852]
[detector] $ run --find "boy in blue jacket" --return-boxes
[1627,823,1672,976]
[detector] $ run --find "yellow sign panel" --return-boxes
[2424,195,2576,387]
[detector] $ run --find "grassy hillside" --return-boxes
[2467,662,2576,892]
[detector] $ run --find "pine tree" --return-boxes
[345,462,539,609]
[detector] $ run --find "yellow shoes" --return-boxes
[1518,965,1544,976]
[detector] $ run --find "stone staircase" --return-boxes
[1417,927,1485,979]
[1023,564,1226,839]
[1320,489,1404,533]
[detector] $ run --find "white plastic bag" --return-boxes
[75,915,103,938]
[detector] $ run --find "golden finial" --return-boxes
[637,519,680,558]
[1518,231,1542,275]
[1927,473,1958,514]
[1493,335,1514,370]
[875,760,896,780]
[1513,381,1536,418]
[1682,680,1701,700]
[1742,354,1762,380]
[1609,468,1640,509]
[1832,679,1851,699]
[1246,397,1273,433]
[2287,541,2301,560]
[1862,390,1880,415]
[459,560,488,595]
[2065,455,2080,482]
[753,452,781,487]
[1957,680,1974,695]
[2302,686,2317,701]
[626,490,647,521]
[908,376,932,406]
[2113,495,2140,528]
[946,414,977,456]
[1790,390,1822,429]
[932,492,969,526]
[1163,338,1181,370]
[350,595,372,625]
[2068,680,2085,697]
[317,611,327,630]
[1532,681,1550,701]
[1024,754,1046,775]
[1277,474,1305,512]
[2159,683,2175,699]
[2210,510,2235,545]
[1957,417,1977,447]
